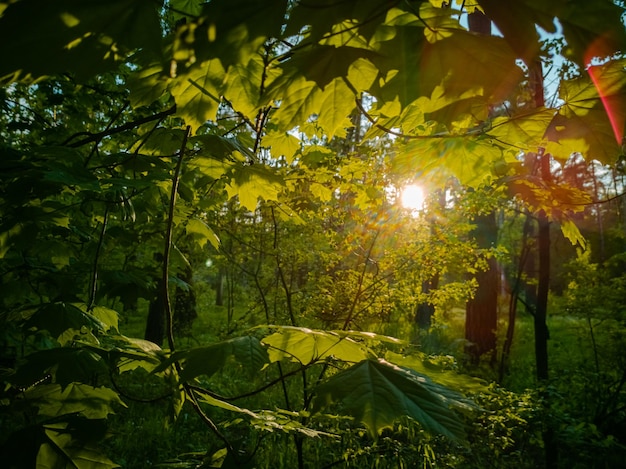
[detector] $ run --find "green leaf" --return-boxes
[285,0,385,43]
[127,64,171,108]
[396,137,503,187]
[261,326,369,365]
[192,133,256,161]
[266,75,323,132]
[9,347,108,390]
[26,383,125,419]
[172,59,225,131]
[262,129,301,164]
[168,0,204,22]
[222,54,280,118]
[545,59,626,163]
[194,388,259,417]
[560,217,587,249]
[0,0,162,83]
[225,163,285,211]
[39,420,120,469]
[158,336,269,382]
[346,58,379,93]
[384,351,488,394]
[285,45,378,90]
[489,107,556,151]
[186,219,220,249]
[250,409,338,439]
[553,0,626,66]
[317,77,356,139]
[313,359,474,440]
[25,302,112,340]
[194,0,288,67]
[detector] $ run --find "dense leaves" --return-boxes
[1,0,626,467]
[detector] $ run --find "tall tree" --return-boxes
[463,9,499,365]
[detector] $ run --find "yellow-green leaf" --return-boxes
[263,130,301,164]
[225,164,284,211]
[186,218,220,249]
[172,59,225,131]
[317,77,356,139]
[262,326,369,365]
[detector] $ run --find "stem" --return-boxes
[163,126,191,352]
[87,205,109,310]
[185,384,238,457]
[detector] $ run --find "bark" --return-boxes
[415,276,439,330]
[145,278,165,346]
[463,11,499,365]
[465,210,499,364]
[174,264,197,335]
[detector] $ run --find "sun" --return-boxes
[400,184,425,212]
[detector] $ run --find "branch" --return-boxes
[63,106,176,147]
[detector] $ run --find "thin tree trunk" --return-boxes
[529,55,558,466]
[464,210,499,364]
[145,278,165,346]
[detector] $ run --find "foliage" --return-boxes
[1,0,626,467]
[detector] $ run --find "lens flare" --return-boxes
[400,184,425,212]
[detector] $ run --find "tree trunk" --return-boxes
[215,267,225,306]
[415,276,439,329]
[174,265,197,336]
[465,211,499,364]
[145,278,165,346]
[463,10,499,366]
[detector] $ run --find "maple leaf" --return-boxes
[225,163,285,211]
[171,59,225,131]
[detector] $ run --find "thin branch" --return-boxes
[63,105,176,147]
[353,95,481,141]
[184,383,239,457]
[87,204,109,310]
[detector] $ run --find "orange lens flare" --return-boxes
[584,36,625,145]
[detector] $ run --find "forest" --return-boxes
[1,0,626,468]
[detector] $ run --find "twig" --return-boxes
[63,106,176,147]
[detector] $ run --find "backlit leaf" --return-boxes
[172,59,225,131]
[489,108,556,151]
[26,383,125,419]
[127,64,170,108]
[262,129,301,164]
[267,76,323,132]
[317,77,356,139]
[225,163,284,211]
[397,136,503,187]
[186,218,220,249]
[222,55,276,118]
[261,326,369,365]
[561,218,587,249]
